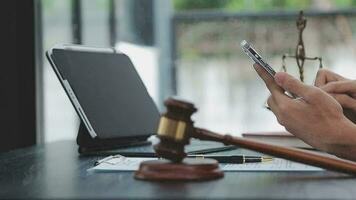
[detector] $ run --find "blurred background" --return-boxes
[39,0,356,143]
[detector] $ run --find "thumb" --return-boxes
[274,72,312,100]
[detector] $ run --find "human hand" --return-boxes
[314,69,348,87]
[315,69,356,122]
[253,64,356,161]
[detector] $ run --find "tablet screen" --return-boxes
[50,48,159,139]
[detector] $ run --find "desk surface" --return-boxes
[1,141,356,199]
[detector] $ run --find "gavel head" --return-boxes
[154,97,197,162]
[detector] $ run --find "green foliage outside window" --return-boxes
[173,0,356,11]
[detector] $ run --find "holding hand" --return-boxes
[315,69,356,115]
[253,64,356,161]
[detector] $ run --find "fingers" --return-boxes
[314,69,347,87]
[329,93,356,110]
[314,69,330,87]
[267,96,279,114]
[267,95,305,127]
[274,72,315,102]
[321,80,356,96]
[253,64,285,99]
[267,96,283,125]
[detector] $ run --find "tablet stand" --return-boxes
[76,122,150,154]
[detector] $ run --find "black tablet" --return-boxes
[46,44,160,139]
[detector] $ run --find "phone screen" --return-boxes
[241,40,276,77]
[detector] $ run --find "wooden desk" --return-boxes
[0,141,355,199]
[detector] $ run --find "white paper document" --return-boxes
[92,157,156,171]
[220,158,323,171]
[90,156,323,172]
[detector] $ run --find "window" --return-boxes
[172,0,356,134]
[42,0,77,142]
[38,0,356,142]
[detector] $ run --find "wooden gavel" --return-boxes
[154,97,356,175]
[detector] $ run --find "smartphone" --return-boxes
[240,40,276,77]
[241,40,300,99]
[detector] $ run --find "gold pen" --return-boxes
[188,155,273,164]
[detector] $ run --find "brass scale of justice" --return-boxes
[134,11,356,181]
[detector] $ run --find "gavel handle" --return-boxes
[193,128,356,175]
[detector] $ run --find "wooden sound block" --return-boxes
[134,158,224,181]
